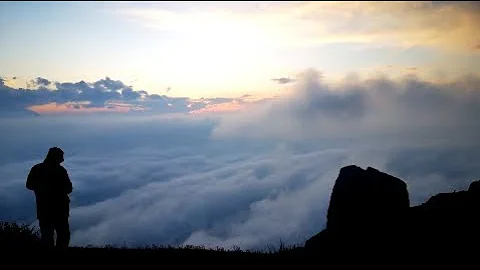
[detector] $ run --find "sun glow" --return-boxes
[123,8,280,95]
[174,15,273,79]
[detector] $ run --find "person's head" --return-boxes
[44,147,64,164]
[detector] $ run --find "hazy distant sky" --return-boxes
[1,1,479,98]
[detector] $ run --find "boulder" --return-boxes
[305,164,480,259]
[305,165,410,250]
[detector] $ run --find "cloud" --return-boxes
[272,77,296,84]
[65,146,341,248]
[120,2,480,52]
[35,77,51,87]
[0,77,245,116]
[1,111,480,251]
[212,69,480,142]
[283,1,480,52]
[26,77,52,89]
[1,69,480,251]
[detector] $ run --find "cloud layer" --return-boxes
[1,70,480,251]
[213,69,480,142]
[0,76,248,116]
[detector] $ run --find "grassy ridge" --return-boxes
[0,220,307,263]
[1,220,474,267]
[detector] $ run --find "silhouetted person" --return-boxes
[26,147,73,249]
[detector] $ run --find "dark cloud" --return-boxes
[26,77,51,89]
[54,79,122,106]
[93,76,126,91]
[121,88,141,100]
[272,77,296,84]
[35,77,51,86]
[0,77,239,115]
[149,94,164,100]
[291,71,368,121]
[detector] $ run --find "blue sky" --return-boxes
[1,1,479,98]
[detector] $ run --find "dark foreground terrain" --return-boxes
[2,165,480,266]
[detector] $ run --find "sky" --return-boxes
[1,1,479,100]
[1,1,480,250]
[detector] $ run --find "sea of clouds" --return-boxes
[1,69,479,250]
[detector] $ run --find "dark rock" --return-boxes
[469,180,480,193]
[305,165,410,250]
[409,179,480,248]
[305,165,480,256]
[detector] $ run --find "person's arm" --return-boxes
[26,165,38,191]
[62,167,73,194]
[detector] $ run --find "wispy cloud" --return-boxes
[272,77,296,85]
[118,1,480,52]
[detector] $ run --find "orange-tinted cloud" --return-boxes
[190,101,246,114]
[1,76,247,116]
[122,2,480,52]
[29,102,135,115]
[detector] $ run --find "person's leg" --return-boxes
[54,217,70,248]
[38,219,54,248]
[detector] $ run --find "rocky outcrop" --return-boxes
[305,165,480,254]
[408,180,480,248]
[305,165,410,250]
[326,166,409,233]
